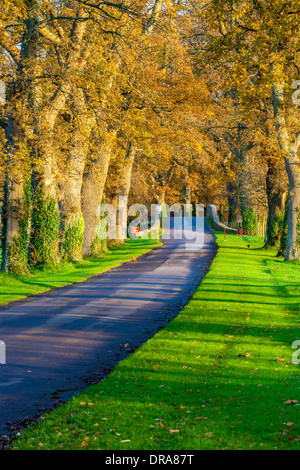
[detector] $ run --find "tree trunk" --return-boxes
[284,155,300,260]
[59,90,95,261]
[30,111,66,267]
[59,133,86,261]
[264,158,288,247]
[272,81,300,260]
[115,140,136,242]
[29,5,89,267]
[81,135,116,256]
[1,114,30,274]
[183,163,192,215]
[1,1,40,273]
[227,181,238,223]
[157,191,166,207]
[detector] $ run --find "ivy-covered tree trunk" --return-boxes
[59,136,86,261]
[1,108,31,274]
[30,109,65,267]
[28,4,88,267]
[264,158,288,247]
[1,168,31,275]
[1,1,39,273]
[30,184,60,268]
[59,90,95,261]
[242,207,258,236]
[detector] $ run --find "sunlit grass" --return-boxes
[0,238,161,306]
[11,234,300,450]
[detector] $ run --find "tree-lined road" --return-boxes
[0,220,216,438]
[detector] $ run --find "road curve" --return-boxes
[0,219,216,439]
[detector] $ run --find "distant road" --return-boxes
[0,218,216,439]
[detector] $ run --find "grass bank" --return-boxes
[11,234,300,450]
[0,238,161,307]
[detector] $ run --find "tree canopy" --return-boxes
[0,0,299,273]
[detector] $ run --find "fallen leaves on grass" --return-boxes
[78,437,90,447]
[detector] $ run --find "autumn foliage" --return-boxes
[0,0,299,272]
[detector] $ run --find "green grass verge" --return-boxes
[0,238,161,307]
[11,234,300,450]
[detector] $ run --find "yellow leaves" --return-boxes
[78,437,90,448]
[1,0,26,20]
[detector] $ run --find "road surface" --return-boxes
[0,218,216,440]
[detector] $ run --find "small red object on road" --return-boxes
[131,226,140,234]
[237,229,246,235]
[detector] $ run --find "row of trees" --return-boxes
[0,0,299,275]
[194,0,300,259]
[0,0,212,273]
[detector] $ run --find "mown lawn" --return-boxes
[11,234,300,450]
[0,237,161,307]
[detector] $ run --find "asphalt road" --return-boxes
[0,218,216,440]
